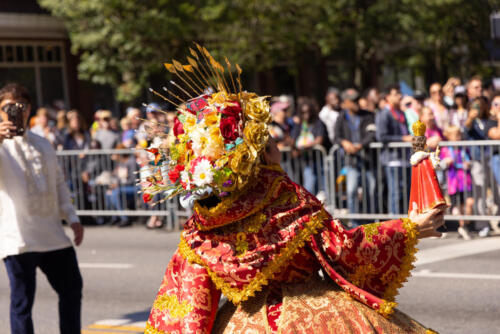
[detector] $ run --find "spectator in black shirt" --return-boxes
[291,99,330,197]
[335,89,377,226]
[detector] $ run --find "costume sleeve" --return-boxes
[309,217,419,317]
[146,249,221,334]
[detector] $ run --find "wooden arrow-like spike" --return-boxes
[171,61,202,96]
[236,64,243,91]
[172,59,184,72]
[148,88,180,107]
[215,62,231,94]
[189,47,199,59]
[162,87,186,104]
[181,65,204,93]
[202,48,227,93]
[164,63,175,73]
[187,56,212,89]
[225,57,238,93]
[170,80,194,99]
[195,47,220,91]
[141,101,170,116]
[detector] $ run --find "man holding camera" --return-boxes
[0,83,83,334]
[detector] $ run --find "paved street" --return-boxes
[1,225,500,334]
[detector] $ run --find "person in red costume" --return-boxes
[141,46,446,334]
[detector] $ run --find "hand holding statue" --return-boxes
[409,202,447,239]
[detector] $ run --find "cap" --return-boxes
[270,101,289,114]
[145,102,162,113]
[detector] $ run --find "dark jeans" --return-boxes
[384,166,411,214]
[4,247,83,334]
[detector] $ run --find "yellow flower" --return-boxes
[184,115,197,131]
[208,91,239,109]
[205,112,219,127]
[243,121,269,154]
[215,156,229,168]
[230,143,255,176]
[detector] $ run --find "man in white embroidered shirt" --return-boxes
[0,83,84,334]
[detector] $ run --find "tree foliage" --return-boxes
[39,0,496,101]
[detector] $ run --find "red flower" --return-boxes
[143,193,153,203]
[219,116,239,143]
[220,101,242,120]
[168,164,185,183]
[173,117,184,137]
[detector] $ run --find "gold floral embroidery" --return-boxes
[235,232,249,256]
[348,263,378,287]
[426,329,439,334]
[363,222,381,242]
[153,294,194,319]
[144,322,167,334]
[179,209,329,304]
[378,218,419,317]
[243,213,267,233]
[194,174,284,231]
[378,300,398,318]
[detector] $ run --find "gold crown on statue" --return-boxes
[412,120,426,137]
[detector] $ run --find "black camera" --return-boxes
[1,103,26,136]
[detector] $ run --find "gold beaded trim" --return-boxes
[152,293,194,319]
[378,217,419,317]
[179,209,329,304]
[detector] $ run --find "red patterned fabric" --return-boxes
[146,251,220,333]
[409,157,446,214]
[146,166,420,333]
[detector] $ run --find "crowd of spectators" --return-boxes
[267,77,500,238]
[26,76,500,237]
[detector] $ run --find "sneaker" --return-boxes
[478,226,490,238]
[457,227,471,240]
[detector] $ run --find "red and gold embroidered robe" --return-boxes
[145,165,426,334]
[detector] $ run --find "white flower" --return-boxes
[180,170,191,190]
[189,122,209,156]
[192,158,213,187]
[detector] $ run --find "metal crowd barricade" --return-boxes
[326,140,500,223]
[56,148,192,231]
[56,140,500,230]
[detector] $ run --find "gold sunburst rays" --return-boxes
[155,45,243,108]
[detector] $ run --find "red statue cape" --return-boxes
[409,156,446,215]
[145,166,426,334]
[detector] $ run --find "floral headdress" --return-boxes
[140,44,271,205]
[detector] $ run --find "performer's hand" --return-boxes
[70,222,84,246]
[409,202,446,239]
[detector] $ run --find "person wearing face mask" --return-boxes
[0,83,83,334]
